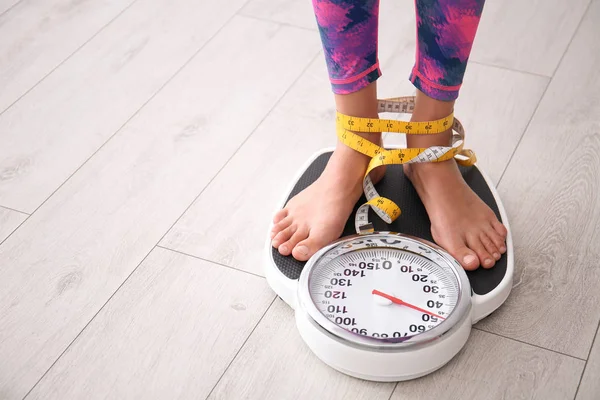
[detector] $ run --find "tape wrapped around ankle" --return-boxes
[335,96,477,233]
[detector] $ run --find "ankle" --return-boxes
[408,90,454,148]
[334,82,379,117]
[412,89,454,120]
[404,160,462,197]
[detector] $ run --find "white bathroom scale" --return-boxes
[264,101,514,382]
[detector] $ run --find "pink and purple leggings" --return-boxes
[313,0,485,101]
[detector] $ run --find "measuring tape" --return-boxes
[336,96,476,234]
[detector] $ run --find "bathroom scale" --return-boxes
[264,97,514,382]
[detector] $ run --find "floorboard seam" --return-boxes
[156,245,266,278]
[0,0,140,117]
[0,215,28,247]
[496,0,592,187]
[548,0,593,78]
[473,326,587,361]
[469,60,552,79]
[387,383,400,400]
[0,0,24,18]
[236,12,317,31]
[495,78,551,186]
[0,204,29,215]
[573,319,600,399]
[204,296,278,400]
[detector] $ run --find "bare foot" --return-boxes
[405,90,507,270]
[271,83,386,261]
[271,139,384,261]
[405,161,507,270]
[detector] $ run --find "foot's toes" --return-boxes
[467,233,495,269]
[272,209,288,224]
[270,216,292,239]
[292,230,330,262]
[492,220,508,239]
[486,225,506,255]
[480,232,501,261]
[291,242,313,261]
[454,246,480,271]
[278,226,309,257]
[271,224,297,248]
[433,231,480,270]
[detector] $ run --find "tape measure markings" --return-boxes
[335,96,477,233]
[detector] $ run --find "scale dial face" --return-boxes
[310,248,458,339]
[298,233,471,348]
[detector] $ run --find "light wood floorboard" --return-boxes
[469,0,590,76]
[207,298,396,400]
[475,0,600,359]
[390,330,584,400]
[0,15,319,400]
[0,0,246,213]
[0,0,135,112]
[26,247,275,400]
[159,55,336,275]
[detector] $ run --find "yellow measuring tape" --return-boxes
[337,96,477,234]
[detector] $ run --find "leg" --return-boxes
[270,0,383,261]
[405,0,508,270]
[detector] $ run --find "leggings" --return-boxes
[312,0,485,101]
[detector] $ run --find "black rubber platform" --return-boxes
[272,152,508,296]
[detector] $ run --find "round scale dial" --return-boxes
[308,248,460,341]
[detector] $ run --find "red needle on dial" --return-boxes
[372,289,445,320]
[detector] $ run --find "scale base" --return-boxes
[264,147,514,381]
[266,147,513,314]
[295,301,473,382]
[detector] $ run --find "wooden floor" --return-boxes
[0,0,598,398]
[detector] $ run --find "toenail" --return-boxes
[296,245,308,256]
[500,246,507,253]
[279,245,288,253]
[463,255,477,266]
[493,252,500,260]
[485,258,493,266]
